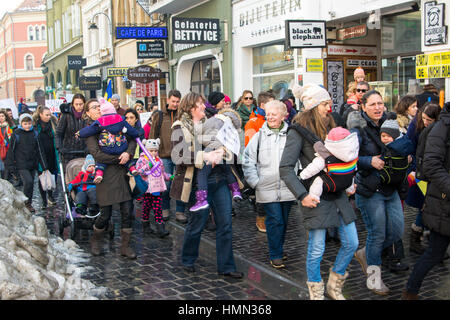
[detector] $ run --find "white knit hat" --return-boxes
[143,138,160,150]
[292,84,331,110]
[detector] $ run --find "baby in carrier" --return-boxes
[298,126,359,201]
[68,154,98,217]
[190,108,243,212]
[78,98,139,183]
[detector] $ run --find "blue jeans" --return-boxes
[263,201,294,260]
[306,217,358,282]
[161,157,185,213]
[181,172,236,273]
[356,191,404,266]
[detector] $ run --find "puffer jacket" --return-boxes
[243,121,296,203]
[55,104,87,160]
[422,103,450,236]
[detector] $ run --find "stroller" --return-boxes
[58,154,114,240]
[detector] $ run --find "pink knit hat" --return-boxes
[327,127,351,141]
[354,67,365,80]
[224,95,231,103]
[99,98,116,115]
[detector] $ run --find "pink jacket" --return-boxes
[136,153,170,194]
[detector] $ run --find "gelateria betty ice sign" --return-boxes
[172,17,220,45]
[285,20,326,48]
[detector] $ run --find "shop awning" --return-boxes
[136,0,211,15]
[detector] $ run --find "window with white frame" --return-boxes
[54,20,61,49]
[28,26,34,40]
[48,26,54,52]
[41,26,46,40]
[25,54,34,71]
[71,5,81,37]
[46,0,52,9]
[62,13,67,43]
[35,26,40,41]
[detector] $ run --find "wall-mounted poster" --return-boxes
[327,60,344,112]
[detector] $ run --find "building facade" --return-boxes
[43,0,83,99]
[0,0,47,105]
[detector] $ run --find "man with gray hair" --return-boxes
[111,94,126,116]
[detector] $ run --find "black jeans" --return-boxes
[94,200,133,230]
[18,169,36,202]
[406,230,450,294]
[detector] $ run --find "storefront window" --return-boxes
[381,11,421,56]
[190,57,221,98]
[252,44,296,99]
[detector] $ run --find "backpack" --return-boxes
[289,123,357,194]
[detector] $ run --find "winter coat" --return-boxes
[397,114,412,134]
[56,104,87,159]
[136,153,171,194]
[5,127,47,171]
[85,134,137,207]
[69,170,96,192]
[170,113,243,203]
[79,114,139,156]
[0,123,13,161]
[279,124,357,230]
[149,104,178,159]
[198,108,242,152]
[35,119,59,174]
[347,110,398,197]
[422,103,450,237]
[243,121,296,203]
[244,108,265,147]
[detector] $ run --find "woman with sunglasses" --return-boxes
[133,102,145,114]
[236,90,256,130]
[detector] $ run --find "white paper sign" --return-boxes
[216,118,240,156]
[0,98,18,119]
[139,112,152,127]
[45,99,64,113]
[286,20,326,48]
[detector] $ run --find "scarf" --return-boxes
[72,106,83,120]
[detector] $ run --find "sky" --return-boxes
[0,0,23,18]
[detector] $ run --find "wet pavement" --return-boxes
[26,179,450,300]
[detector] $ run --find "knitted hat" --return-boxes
[111,94,120,101]
[208,91,225,106]
[292,84,331,110]
[380,119,400,140]
[327,127,351,141]
[19,113,32,124]
[354,67,365,80]
[82,154,96,171]
[98,98,116,116]
[224,95,231,103]
[144,138,160,150]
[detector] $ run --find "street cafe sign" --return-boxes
[116,26,168,39]
[107,67,128,77]
[127,66,163,83]
[78,76,102,91]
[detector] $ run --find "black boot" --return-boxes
[383,240,409,273]
[410,224,426,254]
[75,204,87,216]
[142,221,155,235]
[155,221,170,238]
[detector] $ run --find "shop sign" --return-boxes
[135,80,158,97]
[107,67,128,78]
[78,76,102,91]
[306,59,324,72]
[347,59,378,68]
[416,51,450,79]
[127,66,163,83]
[337,24,367,41]
[137,41,165,59]
[238,0,302,28]
[327,45,377,56]
[327,60,344,112]
[172,18,220,45]
[68,55,86,70]
[285,20,326,48]
[115,27,168,39]
[424,1,447,46]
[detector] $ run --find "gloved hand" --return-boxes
[68,183,73,192]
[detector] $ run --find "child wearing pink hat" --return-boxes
[78,98,140,183]
[299,127,359,201]
[347,67,366,104]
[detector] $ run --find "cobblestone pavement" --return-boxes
[26,178,450,300]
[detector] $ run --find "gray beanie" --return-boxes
[19,113,33,124]
[380,119,400,140]
[82,154,96,171]
[111,94,120,102]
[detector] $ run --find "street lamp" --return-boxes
[88,12,114,65]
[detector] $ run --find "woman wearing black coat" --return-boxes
[403,102,450,299]
[55,94,87,168]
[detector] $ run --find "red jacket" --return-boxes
[69,171,96,191]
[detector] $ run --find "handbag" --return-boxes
[130,174,149,199]
[39,170,56,191]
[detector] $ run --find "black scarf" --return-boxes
[38,120,57,171]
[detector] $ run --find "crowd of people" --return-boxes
[1,70,448,300]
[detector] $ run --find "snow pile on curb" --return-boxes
[0,179,106,300]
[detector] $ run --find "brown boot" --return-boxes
[326,268,348,300]
[256,215,266,233]
[120,228,136,259]
[90,226,104,256]
[402,290,419,300]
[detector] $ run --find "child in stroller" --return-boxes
[67,154,99,217]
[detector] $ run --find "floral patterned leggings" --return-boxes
[142,193,163,224]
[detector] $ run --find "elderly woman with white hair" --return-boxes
[243,100,296,270]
